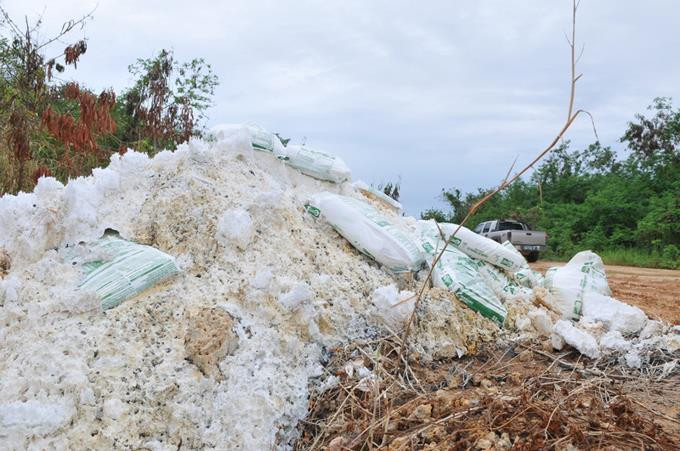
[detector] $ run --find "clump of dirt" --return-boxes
[409,288,500,360]
[296,338,680,450]
[0,248,10,277]
[184,306,238,379]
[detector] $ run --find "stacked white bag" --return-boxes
[305,192,423,273]
[417,220,507,325]
[278,145,351,183]
[435,223,526,272]
[210,124,351,183]
[210,123,287,155]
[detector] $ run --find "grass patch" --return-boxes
[597,248,678,270]
[542,248,679,270]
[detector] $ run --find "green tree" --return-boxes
[118,49,219,153]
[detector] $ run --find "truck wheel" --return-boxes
[526,251,540,263]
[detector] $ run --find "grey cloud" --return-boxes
[4,0,680,215]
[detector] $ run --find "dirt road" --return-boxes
[531,261,680,325]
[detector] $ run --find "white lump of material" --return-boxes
[527,308,553,337]
[278,283,313,310]
[639,320,664,340]
[216,208,254,251]
[581,292,647,335]
[552,320,601,359]
[599,330,632,352]
[370,284,416,330]
[0,397,75,436]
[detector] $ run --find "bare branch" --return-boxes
[399,0,593,357]
[0,7,24,37]
[35,5,97,51]
[579,109,599,141]
[576,43,586,65]
[502,155,519,187]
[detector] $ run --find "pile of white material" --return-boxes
[0,135,399,449]
[0,123,675,448]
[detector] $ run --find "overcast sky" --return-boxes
[4,0,680,214]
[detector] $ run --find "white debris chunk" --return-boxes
[216,208,254,251]
[0,275,21,303]
[581,292,647,335]
[0,398,75,434]
[551,332,566,351]
[599,331,632,352]
[528,308,553,336]
[79,388,96,406]
[278,283,313,310]
[103,398,129,420]
[552,320,601,359]
[250,268,273,290]
[371,284,415,329]
[639,320,664,340]
[515,316,533,332]
[625,350,642,368]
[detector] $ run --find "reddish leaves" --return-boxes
[64,40,87,69]
[32,166,52,183]
[41,83,117,176]
[7,111,30,163]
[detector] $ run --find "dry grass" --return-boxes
[295,337,680,450]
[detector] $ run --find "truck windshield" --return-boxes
[499,221,525,231]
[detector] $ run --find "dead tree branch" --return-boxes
[399,0,596,356]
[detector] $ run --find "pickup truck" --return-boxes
[473,219,547,262]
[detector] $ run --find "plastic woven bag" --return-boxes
[278,145,351,183]
[543,251,612,319]
[418,220,507,325]
[79,236,180,310]
[305,192,423,273]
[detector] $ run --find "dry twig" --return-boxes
[399,0,597,356]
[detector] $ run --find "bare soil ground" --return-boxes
[296,263,680,450]
[296,338,680,450]
[532,261,680,325]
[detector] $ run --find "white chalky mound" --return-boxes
[0,136,405,449]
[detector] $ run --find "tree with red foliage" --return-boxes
[0,6,104,194]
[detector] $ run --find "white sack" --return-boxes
[418,220,506,325]
[501,241,543,288]
[210,123,286,155]
[473,259,533,303]
[305,192,423,273]
[543,251,612,319]
[279,145,351,183]
[432,223,526,272]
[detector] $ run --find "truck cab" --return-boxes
[474,219,547,262]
